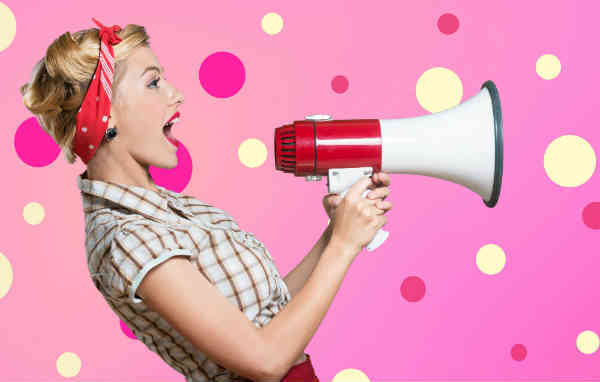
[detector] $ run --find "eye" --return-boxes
[149,77,160,88]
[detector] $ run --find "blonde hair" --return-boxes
[19,24,150,164]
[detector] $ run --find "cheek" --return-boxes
[128,106,162,131]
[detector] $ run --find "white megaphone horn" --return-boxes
[274,80,503,252]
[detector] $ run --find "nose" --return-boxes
[172,89,184,106]
[168,82,184,106]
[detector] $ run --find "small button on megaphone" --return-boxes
[274,80,503,251]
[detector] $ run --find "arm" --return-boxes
[282,222,333,298]
[261,237,358,381]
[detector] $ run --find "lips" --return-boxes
[165,111,180,125]
[163,111,180,148]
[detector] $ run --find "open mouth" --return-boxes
[163,116,180,147]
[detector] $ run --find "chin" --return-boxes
[151,154,178,169]
[161,157,179,169]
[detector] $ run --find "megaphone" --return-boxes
[274,80,503,252]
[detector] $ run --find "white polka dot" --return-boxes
[577,330,599,354]
[96,96,99,102]
[56,352,82,378]
[81,127,87,132]
[93,74,96,79]
[89,144,94,149]
[102,115,108,123]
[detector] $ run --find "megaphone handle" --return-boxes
[338,189,389,252]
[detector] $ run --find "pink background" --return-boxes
[3,0,599,381]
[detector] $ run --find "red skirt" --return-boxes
[280,353,319,382]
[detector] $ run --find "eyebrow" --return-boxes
[140,65,164,78]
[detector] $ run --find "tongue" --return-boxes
[163,126,178,146]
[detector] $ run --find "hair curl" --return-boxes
[19,24,150,164]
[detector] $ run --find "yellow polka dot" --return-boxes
[23,202,45,225]
[544,135,596,187]
[238,138,267,168]
[333,368,370,382]
[416,67,463,113]
[576,330,599,354]
[536,54,561,80]
[0,2,16,52]
[56,352,82,378]
[476,243,506,275]
[261,12,284,35]
[0,252,14,299]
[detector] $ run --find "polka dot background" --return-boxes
[3,1,599,381]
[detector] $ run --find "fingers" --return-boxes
[372,171,391,186]
[348,175,377,200]
[368,198,392,214]
[375,199,392,211]
[366,186,390,200]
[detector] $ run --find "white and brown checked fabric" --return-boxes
[77,170,291,382]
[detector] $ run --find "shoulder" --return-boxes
[112,219,207,255]
[102,220,202,304]
[176,195,240,230]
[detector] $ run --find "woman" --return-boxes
[19,18,392,382]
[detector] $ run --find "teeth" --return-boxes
[164,117,179,128]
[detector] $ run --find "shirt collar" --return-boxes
[76,170,185,224]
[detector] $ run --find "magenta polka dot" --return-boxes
[15,117,61,167]
[400,276,426,302]
[198,51,245,98]
[511,344,527,361]
[331,75,349,94]
[120,320,137,339]
[582,202,600,229]
[149,140,193,193]
[437,13,460,35]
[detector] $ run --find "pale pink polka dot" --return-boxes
[120,320,137,340]
[331,75,349,93]
[437,13,459,35]
[400,276,426,302]
[149,140,193,192]
[198,51,245,98]
[15,117,60,166]
[582,202,600,229]
[511,344,527,361]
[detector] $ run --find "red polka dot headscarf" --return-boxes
[73,18,123,165]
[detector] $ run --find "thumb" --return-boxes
[346,175,374,200]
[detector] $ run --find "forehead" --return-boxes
[125,46,162,76]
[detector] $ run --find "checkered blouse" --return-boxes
[77,170,292,382]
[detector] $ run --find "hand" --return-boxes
[323,171,393,220]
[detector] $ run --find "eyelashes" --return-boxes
[149,77,160,88]
[149,75,167,89]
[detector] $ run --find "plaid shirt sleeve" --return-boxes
[101,222,200,304]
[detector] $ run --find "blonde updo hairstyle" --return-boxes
[19,24,150,164]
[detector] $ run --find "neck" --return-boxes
[85,146,158,194]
